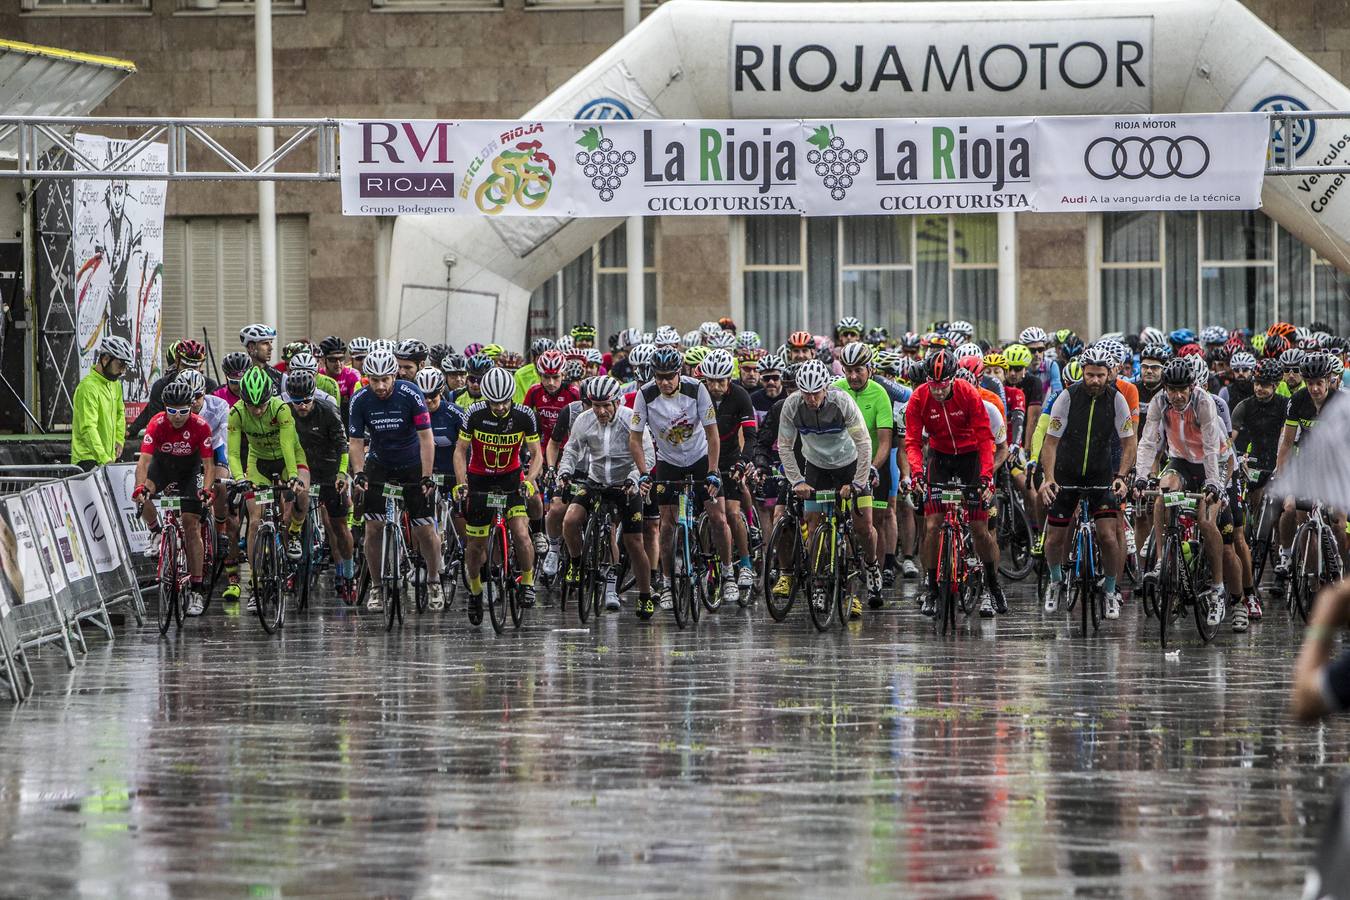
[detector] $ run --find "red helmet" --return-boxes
[1176,343,1205,358]
[926,348,957,383]
[536,349,565,376]
[957,355,984,377]
[175,339,206,363]
[787,330,814,349]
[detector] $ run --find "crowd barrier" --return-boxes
[0,462,149,703]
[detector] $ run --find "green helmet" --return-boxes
[684,345,709,367]
[241,367,273,406]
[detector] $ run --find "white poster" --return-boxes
[1033,113,1269,211]
[64,476,119,576]
[24,494,69,597]
[35,483,93,584]
[105,463,151,556]
[3,497,51,605]
[72,133,168,410]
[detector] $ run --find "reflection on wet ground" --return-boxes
[0,579,1343,896]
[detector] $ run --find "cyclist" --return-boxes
[876,351,919,581]
[287,351,340,401]
[516,338,552,400]
[1036,345,1136,620]
[348,336,372,375]
[557,375,654,616]
[455,356,492,410]
[239,323,284,391]
[701,349,759,596]
[786,330,816,365]
[128,338,217,442]
[227,367,308,610]
[835,342,892,605]
[318,336,362,419]
[571,323,597,351]
[72,334,132,471]
[285,370,357,602]
[775,359,880,616]
[904,348,1004,618]
[629,347,740,608]
[394,339,429,380]
[1230,358,1286,628]
[441,353,468,394]
[1134,357,1232,628]
[1275,352,1347,579]
[347,348,442,613]
[524,350,580,579]
[452,366,542,624]
[134,378,216,616]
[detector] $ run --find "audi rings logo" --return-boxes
[1084,135,1210,180]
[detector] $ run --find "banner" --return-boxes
[2,497,50,606]
[72,134,168,412]
[339,114,1269,218]
[105,462,152,557]
[65,475,120,576]
[35,482,94,585]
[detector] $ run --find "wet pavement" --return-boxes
[0,577,1344,897]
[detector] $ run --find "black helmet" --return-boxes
[285,370,316,401]
[161,379,195,407]
[466,355,494,377]
[1254,359,1283,384]
[395,339,429,363]
[441,353,467,374]
[1301,351,1336,379]
[428,343,451,367]
[318,335,346,357]
[651,347,683,375]
[1139,343,1171,363]
[1161,358,1195,388]
[925,348,958,383]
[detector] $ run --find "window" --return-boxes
[739,215,998,345]
[528,225,657,344]
[525,0,657,8]
[1098,211,1350,334]
[160,216,310,357]
[373,0,503,10]
[174,0,303,12]
[21,0,150,12]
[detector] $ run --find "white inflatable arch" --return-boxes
[386,0,1350,343]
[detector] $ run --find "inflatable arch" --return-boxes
[385,0,1350,342]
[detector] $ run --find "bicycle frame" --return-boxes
[928,482,982,636]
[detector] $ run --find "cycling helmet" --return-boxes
[1254,359,1283,384]
[1176,343,1205,358]
[480,366,516,403]
[684,345,710,368]
[1098,339,1129,365]
[864,326,889,346]
[1332,356,1346,379]
[1019,326,1049,346]
[682,330,702,349]
[289,351,318,373]
[583,348,605,366]
[415,367,445,396]
[1250,333,1267,355]
[1262,333,1289,358]
[463,341,484,358]
[1080,345,1115,368]
[1161,358,1194,388]
[900,332,922,350]
[552,336,573,354]
[699,321,722,339]
[795,360,833,392]
[428,343,451,366]
[787,330,814,349]
[239,323,276,345]
[733,331,759,351]
[465,355,494,377]
[708,331,737,350]
[319,335,347,357]
[284,370,316,401]
[395,339,428,362]
[983,352,1008,370]
[348,336,372,356]
[958,355,984,377]
[363,349,398,378]
[570,322,597,341]
[481,343,504,360]
[441,353,467,374]
[1230,351,1257,370]
[1314,331,1334,349]
[651,347,683,375]
[1002,344,1033,368]
[1188,354,1210,385]
[562,360,585,383]
[628,344,655,373]
[1061,359,1085,385]
[949,319,975,338]
[654,325,681,346]
[700,349,736,380]
[589,375,623,403]
[371,339,397,355]
[97,334,134,364]
[161,378,195,408]
[759,353,785,374]
[1280,348,1306,370]
[926,348,958,383]
[954,368,979,386]
[1293,326,1313,348]
[530,337,556,358]
[875,350,903,375]
[281,340,310,362]
[1167,328,1196,347]
[175,339,206,364]
[641,332,654,346]
[1139,343,1172,362]
[839,342,873,367]
[176,369,207,397]
[1301,352,1336,379]
[1061,334,1085,359]
[616,327,641,350]
[954,342,983,362]
[1139,326,1166,346]
[240,367,273,405]
[536,349,565,376]
[222,351,250,378]
[835,316,864,336]
[1200,326,1229,345]
[1267,321,1297,339]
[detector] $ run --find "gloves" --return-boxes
[131,484,148,502]
[352,472,369,491]
[1134,477,1151,494]
[521,479,537,499]
[1203,481,1223,503]
[421,475,437,495]
[451,483,468,503]
[869,466,881,489]
[705,473,722,491]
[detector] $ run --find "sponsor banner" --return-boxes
[71,134,167,413]
[1,497,46,606]
[65,475,120,576]
[34,482,95,585]
[105,463,152,557]
[568,119,804,217]
[340,114,1267,217]
[1034,113,1268,212]
[796,117,1034,215]
[728,18,1153,117]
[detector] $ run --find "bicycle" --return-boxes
[241,481,296,635]
[994,461,1036,580]
[1141,489,1218,648]
[654,476,709,630]
[153,494,191,635]
[1053,485,1115,637]
[761,478,814,624]
[571,481,634,625]
[432,475,464,612]
[1244,469,1280,590]
[925,481,987,636]
[475,486,526,635]
[1288,499,1343,623]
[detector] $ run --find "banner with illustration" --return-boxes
[339,113,1268,217]
[71,133,167,410]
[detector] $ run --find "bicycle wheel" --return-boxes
[734,510,755,608]
[1158,536,1187,649]
[157,524,180,635]
[297,516,313,613]
[384,577,403,631]
[577,517,599,624]
[413,559,429,615]
[997,496,1036,580]
[938,527,960,636]
[671,524,694,629]
[834,536,860,627]
[1293,524,1321,624]
[486,521,510,635]
[761,514,798,623]
[254,525,283,634]
[696,514,722,613]
[807,522,835,632]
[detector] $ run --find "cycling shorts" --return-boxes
[571,482,643,535]
[465,470,527,533]
[801,459,872,510]
[653,458,713,509]
[1047,487,1119,527]
[921,451,988,522]
[309,466,351,519]
[147,457,204,517]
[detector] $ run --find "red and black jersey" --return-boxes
[462,401,539,476]
[140,412,214,462]
[524,382,579,452]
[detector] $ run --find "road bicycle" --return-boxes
[1288,499,1343,623]
[802,487,867,632]
[654,476,711,630]
[1142,489,1219,648]
[154,494,192,635]
[570,481,634,624]
[1054,486,1114,637]
[241,481,296,635]
[761,484,811,625]
[994,460,1036,580]
[476,487,527,635]
[927,481,987,637]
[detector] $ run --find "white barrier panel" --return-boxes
[3,495,51,607]
[65,473,118,575]
[341,114,1269,218]
[104,463,156,586]
[1,493,77,667]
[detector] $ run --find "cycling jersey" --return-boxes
[630,377,715,468]
[198,394,229,450]
[904,379,994,481]
[1220,379,1254,409]
[524,382,580,453]
[1232,393,1289,470]
[328,366,362,400]
[835,377,894,456]
[292,396,348,476]
[212,384,241,406]
[749,387,781,426]
[1115,377,1140,426]
[461,402,539,476]
[776,388,872,487]
[348,380,431,470]
[560,407,641,487]
[227,397,302,481]
[985,399,1008,446]
[1136,388,1229,487]
[1286,388,1343,446]
[140,412,214,463]
[711,382,757,469]
[980,375,1007,410]
[429,402,462,474]
[1045,383,1133,484]
[452,387,480,410]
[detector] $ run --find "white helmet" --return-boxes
[954,342,983,361]
[97,334,134,364]
[699,321,722,338]
[1230,351,1257,370]
[362,349,397,377]
[700,349,735,379]
[555,334,575,353]
[838,341,873,367]
[682,330,702,349]
[950,319,975,338]
[289,351,318,373]
[1139,326,1165,345]
[589,375,623,403]
[655,325,680,346]
[584,348,604,365]
[795,360,832,393]
[629,343,655,370]
[1189,354,1210,385]
[708,331,736,349]
[239,323,276,345]
[415,366,445,396]
[617,327,641,349]
[371,338,396,355]
[1019,326,1048,345]
[481,366,516,402]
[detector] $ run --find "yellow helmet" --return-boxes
[1003,343,1033,368]
[684,345,709,367]
[983,352,1007,370]
[481,343,504,360]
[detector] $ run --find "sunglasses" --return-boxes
[290,397,314,407]
[654,371,680,381]
[760,374,781,382]
[324,356,343,364]
[467,376,482,384]
[165,406,191,416]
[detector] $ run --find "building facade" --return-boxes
[9,0,1349,351]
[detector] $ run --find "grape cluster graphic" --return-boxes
[806,125,867,202]
[574,127,637,203]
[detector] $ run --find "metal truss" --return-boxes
[1266,111,1350,176]
[0,116,338,181]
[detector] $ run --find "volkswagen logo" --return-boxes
[1254,94,1315,162]
[1084,135,1210,180]
[575,97,634,120]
